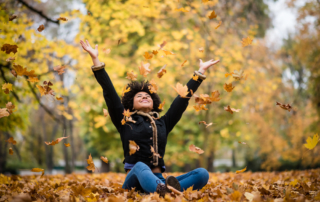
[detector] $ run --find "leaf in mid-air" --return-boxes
[208,10,217,19]
[236,166,247,174]
[304,134,319,150]
[276,102,292,112]
[172,83,189,98]
[139,62,151,77]
[189,144,204,154]
[241,36,253,47]
[224,83,235,92]
[224,105,240,114]
[31,168,45,177]
[126,71,137,81]
[101,156,109,163]
[143,52,153,60]
[215,21,222,29]
[158,99,165,110]
[157,64,167,78]
[129,140,140,155]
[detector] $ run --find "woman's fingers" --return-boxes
[86,40,92,48]
[211,59,220,65]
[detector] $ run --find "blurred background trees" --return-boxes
[1,0,319,174]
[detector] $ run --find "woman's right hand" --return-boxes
[80,40,99,59]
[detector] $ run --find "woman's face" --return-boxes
[133,91,153,112]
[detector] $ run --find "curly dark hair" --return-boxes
[121,80,163,113]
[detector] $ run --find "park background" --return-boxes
[1,0,319,175]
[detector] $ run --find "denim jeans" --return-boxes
[122,162,209,193]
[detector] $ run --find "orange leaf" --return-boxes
[189,144,204,154]
[126,71,138,81]
[241,36,253,47]
[64,143,70,147]
[44,136,69,146]
[193,104,208,112]
[181,60,188,67]
[139,62,151,77]
[101,156,109,163]
[224,105,240,114]
[235,166,247,174]
[158,99,165,110]
[129,140,140,155]
[158,41,167,50]
[103,109,109,117]
[143,52,153,60]
[122,86,131,96]
[276,102,292,112]
[150,146,162,158]
[102,48,111,54]
[224,83,235,92]
[148,79,158,94]
[157,64,167,78]
[198,47,204,52]
[192,75,199,81]
[86,154,95,172]
[9,147,13,155]
[37,25,45,32]
[225,72,234,78]
[208,10,217,19]
[57,17,68,21]
[56,96,63,101]
[215,21,222,29]
[175,7,188,12]
[152,50,158,55]
[31,168,45,177]
[198,121,213,128]
[6,137,17,145]
[122,109,132,118]
[171,83,189,98]
[162,50,175,56]
[27,77,39,83]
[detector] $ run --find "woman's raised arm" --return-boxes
[162,59,219,135]
[80,40,124,132]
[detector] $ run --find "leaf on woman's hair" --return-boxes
[148,79,158,94]
[304,134,319,150]
[139,62,151,77]
[101,156,108,163]
[37,25,45,32]
[157,64,167,78]
[224,105,240,114]
[31,168,45,177]
[158,99,165,110]
[171,83,189,98]
[45,136,69,146]
[276,102,292,112]
[215,21,222,29]
[235,166,247,174]
[126,71,137,81]
[198,121,213,128]
[1,44,18,54]
[9,147,13,155]
[189,144,204,154]
[143,52,153,60]
[129,140,140,155]
[53,65,66,75]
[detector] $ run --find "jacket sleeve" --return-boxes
[162,71,206,135]
[92,63,124,132]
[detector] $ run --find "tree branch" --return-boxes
[0,64,22,103]
[16,0,60,25]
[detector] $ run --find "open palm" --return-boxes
[80,40,99,59]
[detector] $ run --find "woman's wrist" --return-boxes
[198,69,205,75]
[92,57,101,66]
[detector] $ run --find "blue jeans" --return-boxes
[122,162,209,193]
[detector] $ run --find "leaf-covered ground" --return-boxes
[1,169,319,201]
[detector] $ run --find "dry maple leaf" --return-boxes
[101,156,108,163]
[143,52,153,60]
[158,41,167,50]
[27,77,39,83]
[181,60,188,67]
[224,83,235,92]
[36,81,55,97]
[157,64,167,78]
[225,72,234,78]
[194,104,208,112]
[152,50,158,55]
[236,166,247,174]
[121,118,126,125]
[224,105,240,114]
[198,47,204,52]
[304,134,319,150]
[0,108,9,119]
[1,44,18,54]
[45,136,69,146]
[276,102,292,112]
[139,62,151,77]
[2,83,12,94]
[102,48,111,54]
[209,90,221,102]
[172,83,189,98]
[150,146,162,158]
[192,75,199,81]
[6,137,17,145]
[103,108,109,117]
[198,121,213,128]
[56,96,63,101]
[129,140,140,155]
[12,64,37,77]
[37,25,45,32]
[122,109,132,118]
[9,147,13,155]
[162,50,175,56]
[215,21,222,29]
[242,36,253,47]
[86,154,96,172]
[232,69,248,81]
[57,17,68,21]
[9,15,17,21]
[64,143,70,147]
[53,65,66,75]
[208,10,217,19]
[148,79,158,94]
[31,168,44,177]
[158,99,165,110]
[10,69,17,77]
[126,71,137,81]
[6,57,15,62]
[189,144,204,154]
[175,7,188,12]
[6,102,16,114]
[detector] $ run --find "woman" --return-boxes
[80,40,219,196]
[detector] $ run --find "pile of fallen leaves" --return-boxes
[0,169,319,202]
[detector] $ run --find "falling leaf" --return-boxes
[192,75,199,81]
[208,10,217,19]
[236,166,247,174]
[6,137,17,145]
[157,64,167,78]
[202,0,209,3]
[172,83,189,98]
[175,8,188,12]
[36,81,54,97]
[129,140,140,155]
[181,60,188,67]
[232,69,248,81]
[101,156,108,163]
[44,136,69,146]
[162,50,175,56]
[209,91,221,102]
[64,143,70,147]
[126,71,137,81]
[276,102,292,112]
[148,79,158,94]
[225,72,234,78]
[121,118,126,125]
[194,91,221,104]
[215,21,222,29]
[198,47,204,52]
[56,96,63,101]
[122,109,132,118]
[102,48,111,54]
[150,146,162,158]
[158,99,165,110]
[9,15,17,21]
[37,25,45,32]
[304,134,319,150]
[86,154,95,172]
[6,57,15,62]
[9,147,13,155]
[189,144,204,154]
[12,64,37,77]
[139,62,151,77]
[0,108,9,119]
[10,69,17,77]
[103,109,109,117]
[194,104,208,112]
[87,11,92,15]
[122,86,131,96]
[158,41,167,50]
[6,102,16,114]
[199,121,213,128]
[224,105,240,114]
[1,44,18,54]
[57,17,68,21]
[2,83,12,94]
[238,141,247,145]
[31,168,44,177]
[143,52,153,60]
[53,65,66,75]
[224,83,235,92]
[27,77,39,83]
[152,50,158,55]
[242,36,253,47]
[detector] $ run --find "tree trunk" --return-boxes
[0,131,8,173]
[62,117,72,174]
[232,147,237,168]
[207,149,214,172]
[68,105,75,172]
[100,158,110,172]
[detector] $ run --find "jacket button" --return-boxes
[150,137,152,140]
[150,161,152,163]
[149,126,152,128]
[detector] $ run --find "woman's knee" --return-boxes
[133,161,150,171]
[194,168,209,185]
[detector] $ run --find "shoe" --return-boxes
[165,176,181,193]
[156,180,166,197]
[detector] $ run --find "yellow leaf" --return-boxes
[171,83,189,98]
[162,50,175,56]
[304,134,319,150]
[235,166,246,174]
[2,83,12,92]
[289,179,298,186]
[27,77,39,83]
[126,71,137,81]
[143,52,153,60]
[122,86,131,96]
[31,168,45,177]
[64,143,70,147]
[121,118,126,125]
[181,60,188,67]
[215,21,222,29]
[224,83,235,92]
[158,99,165,110]
[192,75,199,81]
[230,191,242,201]
[241,36,253,47]
[129,140,140,155]
[56,96,63,101]
[175,7,188,12]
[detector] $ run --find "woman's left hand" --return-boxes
[198,59,220,74]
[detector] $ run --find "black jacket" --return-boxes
[93,67,204,172]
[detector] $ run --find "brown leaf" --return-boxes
[224,105,240,114]
[157,64,167,78]
[57,17,68,21]
[224,83,235,92]
[158,41,167,50]
[1,44,18,54]
[215,21,222,29]
[208,10,217,19]
[45,136,69,146]
[194,104,208,112]
[10,69,17,77]
[198,121,213,128]
[86,154,95,172]
[6,57,15,62]
[6,137,17,145]
[276,102,292,112]
[9,15,17,21]
[126,71,137,81]
[0,108,10,119]
[101,156,109,163]
[9,147,13,155]
[37,25,45,32]
[189,144,204,154]
[53,65,66,75]
[6,102,16,114]
[129,140,140,155]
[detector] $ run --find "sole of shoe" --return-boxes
[166,176,181,192]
